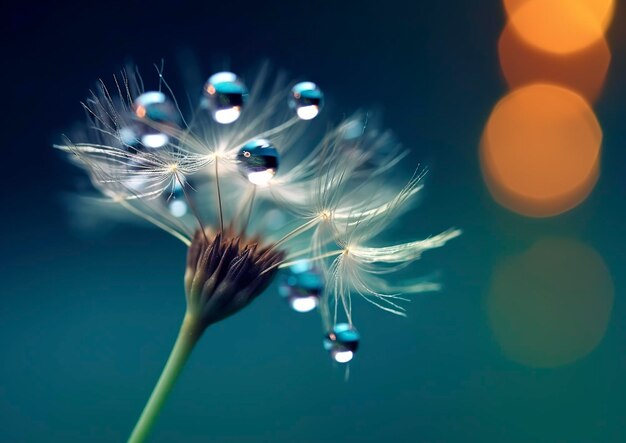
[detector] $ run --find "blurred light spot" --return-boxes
[141,133,169,148]
[213,108,242,124]
[487,238,614,368]
[247,170,276,186]
[333,350,354,364]
[499,23,611,103]
[481,84,602,217]
[168,200,188,218]
[289,296,318,313]
[505,0,615,54]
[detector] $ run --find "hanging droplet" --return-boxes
[323,323,360,363]
[165,181,188,218]
[279,262,324,313]
[289,82,324,120]
[203,72,248,124]
[132,92,180,148]
[236,139,279,186]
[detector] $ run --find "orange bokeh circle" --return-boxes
[482,84,602,217]
[498,23,611,103]
[504,0,615,54]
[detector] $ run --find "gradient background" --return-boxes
[2,1,626,442]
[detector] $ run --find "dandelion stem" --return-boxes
[128,313,202,443]
[175,174,208,242]
[242,186,256,234]
[215,160,224,232]
[262,249,342,275]
[269,217,320,251]
[120,200,192,247]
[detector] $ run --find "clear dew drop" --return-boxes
[289,81,324,120]
[323,323,360,363]
[279,262,324,313]
[132,91,180,148]
[236,139,279,186]
[203,72,248,124]
[165,181,188,218]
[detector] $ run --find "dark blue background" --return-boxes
[2,1,625,441]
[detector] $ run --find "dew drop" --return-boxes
[289,82,324,120]
[323,323,360,363]
[279,263,324,313]
[132,91,180,148]
[236,139,279,186]
[203,72,248,124]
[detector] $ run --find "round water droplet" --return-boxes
[203,72,248,124]
[237,139,279,186]
[279,262,324,313]
[323,323,360,363]
[165,181,188,218]
[132,92,180,148]
[289,82,324,120]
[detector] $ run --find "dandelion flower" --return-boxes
[56,62,460,442]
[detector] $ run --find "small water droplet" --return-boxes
[203,72,248,124]
[132,92,180,148]
[236,139,279,186]
[279,263,324,313]
[289,82,323,120]
[323,323,360,363]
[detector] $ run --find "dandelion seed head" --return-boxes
[57,61,460,363]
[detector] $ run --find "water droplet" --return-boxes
[165,181,188,218]
[236,139,279,186]
[203,72,248,124]
[132,92,180,148]
[279,263,324,313]
[323,323,360,363]
[289,82,324,120]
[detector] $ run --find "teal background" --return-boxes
[2,1,625,441]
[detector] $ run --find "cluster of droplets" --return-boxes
[123,72,355,363]
[279,262,360,363]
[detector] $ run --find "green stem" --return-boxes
[128,313,202,443]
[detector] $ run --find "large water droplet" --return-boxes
[323,323,360,363]
[289,82,323,120]
[279,262,324,313]
[132,92,180,148]
[236,139,279,186]
[203,72,248,124]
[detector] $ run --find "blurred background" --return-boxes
[2,0,625,441]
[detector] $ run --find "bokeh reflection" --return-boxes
[498,23,611,103]
[481,84,602,217]
[487,237,614,368]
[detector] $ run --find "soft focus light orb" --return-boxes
[487,238,614,368]
[289,81,324,120]
[498,23,611,103]
[481,84,602,217]
[140,133,170,149]
[168,200,188,218]
[203,72,248,124]
[237,139,279,186]
[505,0,615,54]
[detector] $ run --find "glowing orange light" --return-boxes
[488,238,614,368]
[498,23,611,103]
[505,0,615,54]
[135,105,147,119]
[481,84,601,217]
